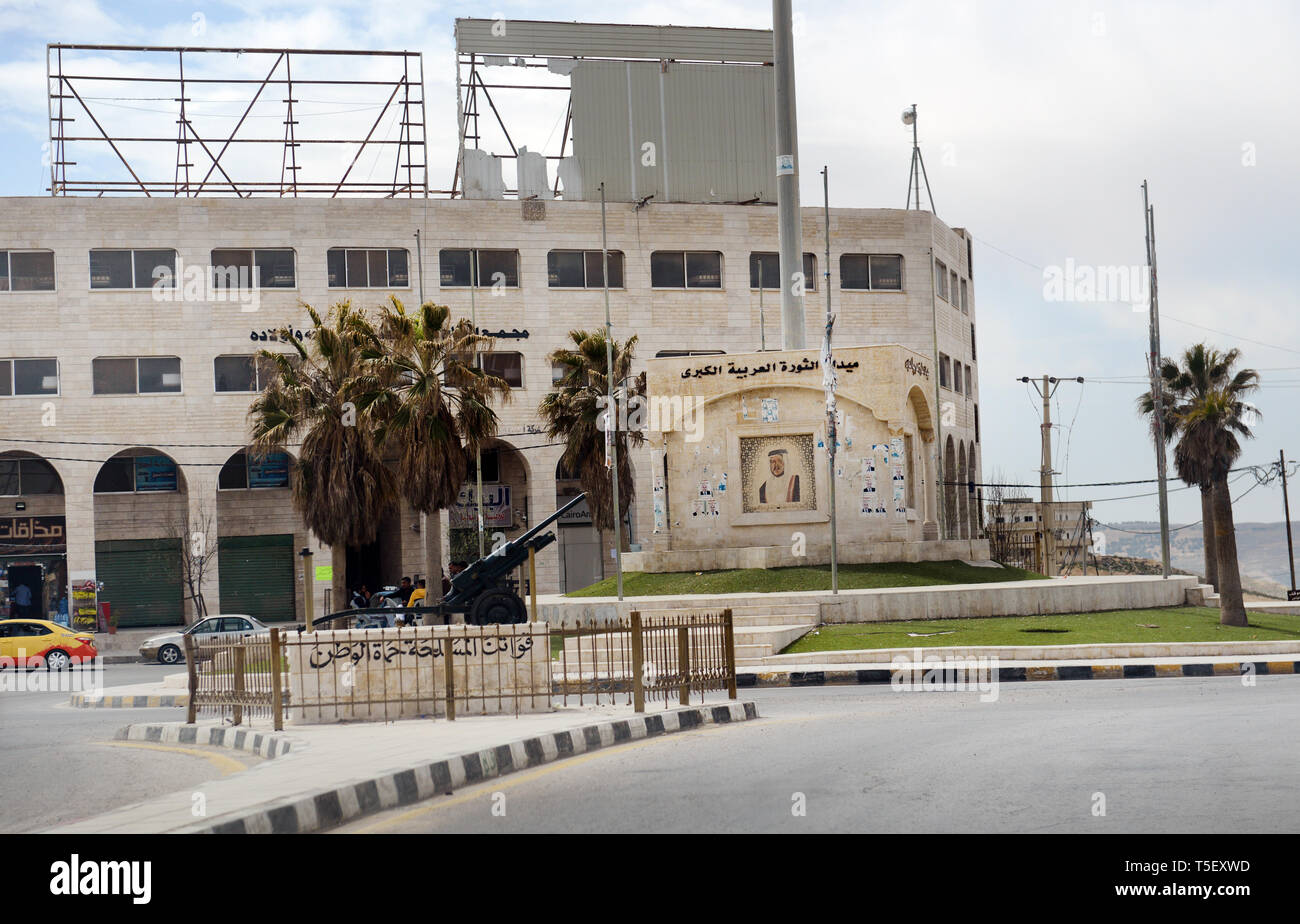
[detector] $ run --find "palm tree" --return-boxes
[1141,344,1259,626]
[1138,344,1240,591]
[353,297,511,602]
[248,301,399,617]
[540,330,645,571]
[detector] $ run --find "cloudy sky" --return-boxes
[3,0,1298,533]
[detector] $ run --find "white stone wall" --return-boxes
[0,196,981,605]
[285,623,551,722]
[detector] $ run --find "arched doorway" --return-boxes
[943,436,957,540]
[957,443,970,539]
[0,451,67,622]
[448,438,531,573]
[92,448,187,627]
[555,459,601,592]
[216,448,299,622]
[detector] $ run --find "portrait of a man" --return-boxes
[759,449,800,504]
[741,434,817,514]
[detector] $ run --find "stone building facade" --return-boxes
[0,195,982,626]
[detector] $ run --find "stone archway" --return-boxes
[92,448,188,627]
[943,436,957,540]
[957,442,970,540]
[0,451,67,621]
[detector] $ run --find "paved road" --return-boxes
[338,676,1300,834]
[0,662,257,833]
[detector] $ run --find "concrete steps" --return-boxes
[558,602,821,670]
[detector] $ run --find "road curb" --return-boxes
[71,691,189,708]
[737,661,1298,688]
[115,722,298,759]
[174,700,759,834]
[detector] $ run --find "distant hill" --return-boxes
[1100,520,1299,597]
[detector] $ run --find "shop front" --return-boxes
[0,515,69,624]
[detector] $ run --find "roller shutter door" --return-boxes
[94,538,184,628]
[218,534,296,623]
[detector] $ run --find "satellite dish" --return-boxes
[901,107,916,126]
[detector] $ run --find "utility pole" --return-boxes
[772,0,805,350]
[1019,375,1084,577]
[1143,180,1171,579]
[600,182,623,601]
[470,248,485,559]
[822,166,837,595]
[1282,450,1297,600]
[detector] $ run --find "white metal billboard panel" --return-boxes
[455,18,774,63]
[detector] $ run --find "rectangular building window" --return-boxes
[938,353,951,389]
[0,251,56,291]
[547,250,624,289]
[975,404,980,443]
[214,354,279,393]
[480,352,524,388]
[0,457,62,495]
[439,249,519,288]
[840,254,903,290]
[965,364,973,396]
[94,455,178,493]
[210,248,296,288]
[93,357,182,395]
[0,358,59,396]
[960,278,969,313]
[89,249,177,289]
[950,270,959,307]
[219,451,291,490]
[326,248,410,288]
[934,260,949,301]
[465,448,501,483]
[651,251,722,288]
[971,323,977,361]
[749,252,817,291]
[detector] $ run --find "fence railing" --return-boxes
[553,609,737,712]
[185,627,286,730]
[186,610,737,726]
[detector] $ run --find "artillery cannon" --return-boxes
[315,491,589,630]
[443,490,587,624]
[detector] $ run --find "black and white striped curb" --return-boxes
[738,660,1300,688]
[116,722,297,760]
[178,700,758,834]
[73,691,189,708]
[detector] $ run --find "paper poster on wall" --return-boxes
[761,398,779,422]
[651,454,667,532]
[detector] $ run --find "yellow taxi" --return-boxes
[0,619,98,669]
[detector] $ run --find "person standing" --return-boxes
[12,582,33,619]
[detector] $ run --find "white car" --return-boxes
[138,614,270,665]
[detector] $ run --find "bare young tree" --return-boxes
[167,498,219,624]
[984,467,1015,565]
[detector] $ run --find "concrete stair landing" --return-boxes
[558,602,820,672]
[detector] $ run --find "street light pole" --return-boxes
[600,182,623,601]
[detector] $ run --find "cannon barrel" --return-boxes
[495,491,587,556]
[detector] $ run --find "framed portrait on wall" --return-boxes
[740,433,818,514]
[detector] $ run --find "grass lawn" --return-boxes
[566,560,1045,597]
[781,606,1300,654]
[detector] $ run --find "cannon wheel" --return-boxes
[469,590,527,625]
